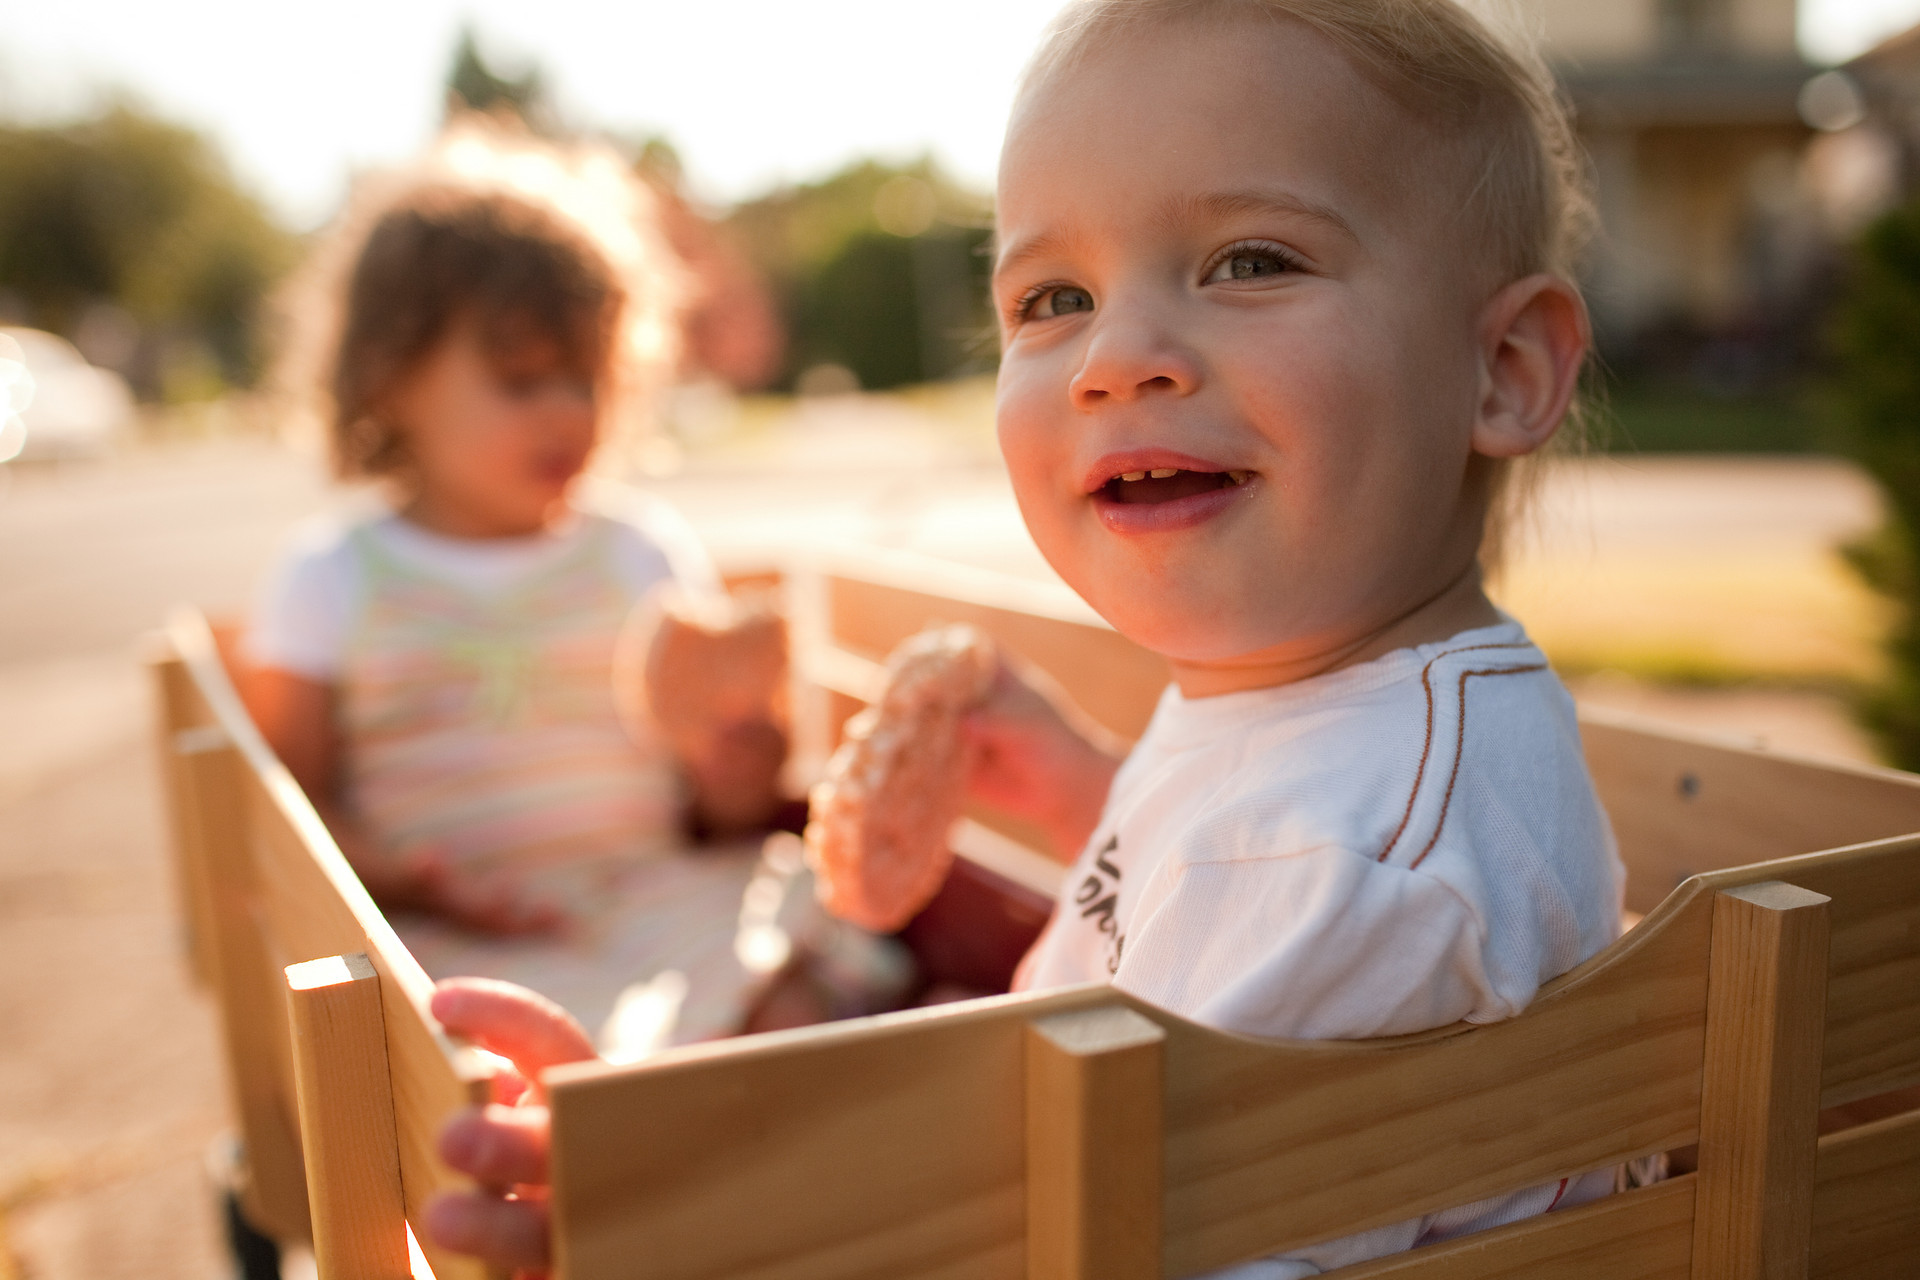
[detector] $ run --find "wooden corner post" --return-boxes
[1026,1005,1166,1280]
[286,952,412,1280]
[1691,880,1831,1280]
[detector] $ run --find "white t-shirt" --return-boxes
[246,481,720,680]
[1017,619,1624,1276]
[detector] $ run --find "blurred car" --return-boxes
[0,326,137,463]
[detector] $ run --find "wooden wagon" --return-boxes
[150,549,1920,1280]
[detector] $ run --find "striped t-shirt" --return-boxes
[248,488,719,915]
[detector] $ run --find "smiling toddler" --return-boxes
[987,0,1625,1270]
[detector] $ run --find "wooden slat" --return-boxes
[1582,712,1920,915]
[148,648,219,988]
[1691,882,1830,1280]
[815,566,1168,742]
[1694,838,1920,1108]
[551,985,1116,1280]
[1158,880,1715,1274]
[286,953,412,1280]
[164,611,493,1280]
[245,777,492,1280]
[1329,1175,1696,1280]
[175,739,313,1244]
[1025,1007,1164,1280]
[1811,1106,1920,1278]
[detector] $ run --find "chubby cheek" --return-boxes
[995,370,1087,568]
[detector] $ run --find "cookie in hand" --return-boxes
[805,624,996,932]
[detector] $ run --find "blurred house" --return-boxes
[1843,21,1920,201]
[1535,0,1827,367]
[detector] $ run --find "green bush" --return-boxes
[1831,200,1920,766]
[0,104,295,394]
[725,160,994,391]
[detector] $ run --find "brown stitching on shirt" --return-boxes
[1375,643,1536,865]
[1406,663,1548,871]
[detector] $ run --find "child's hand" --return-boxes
[618,590,792,839]
[680,717,789,837]
[426,978,598,1278]
[962,659,1125,862]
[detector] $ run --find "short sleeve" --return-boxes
[582,481,723,601]
[243,528,363,681]
[1115,847,1494,1041]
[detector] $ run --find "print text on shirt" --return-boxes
[1073,834,1126,974]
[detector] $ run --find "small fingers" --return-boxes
[425,1187,551,1273]
[432,978,597,1073]
[439,1104,551,1189]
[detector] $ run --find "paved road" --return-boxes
[0,431,1885,1278]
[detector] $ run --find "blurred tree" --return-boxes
[1832,199,1920,766]
[0,103,294,396]
[724,158,994,390]
[445,28,551,127]
[624,134,784,391]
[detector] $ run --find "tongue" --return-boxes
[1109,470,1232,504]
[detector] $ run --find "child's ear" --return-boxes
[1470,274,1590,459]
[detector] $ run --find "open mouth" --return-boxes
[1100,468,1255,504]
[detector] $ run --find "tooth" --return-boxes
[1228,470,1252,485]
[1120,471,1147,482]
[1148,468,1178,479]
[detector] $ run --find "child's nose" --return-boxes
[1068,317,1200,407]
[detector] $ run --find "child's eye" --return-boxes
[1014,284,1095,323]
[1204,241,1303,284]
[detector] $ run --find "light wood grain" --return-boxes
[1330,1175,1696,1280]
[545,833,1920,1280]
[148,648,219,989]
[1811,1104,1920,1277]
[286,952,412,1280]
[547,877,1716,1279]
[1691,881,1831,1280]
[1693,837,1920,1108]
[175,739,313,1243]
[1582,711,1920,915]
[1026,1007,1164,1280]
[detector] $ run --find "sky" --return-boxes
[3,0,1919,230]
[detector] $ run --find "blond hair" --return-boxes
[277,115,684,479]
[1017,0,1596,565]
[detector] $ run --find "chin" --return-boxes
[1077,581,1272,666]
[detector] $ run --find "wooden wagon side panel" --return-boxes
[549,985,1119,1280]
[549,878,1722,1279]
[161,612,494,1280]
[549,829,1920,1280]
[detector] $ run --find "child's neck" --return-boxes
[400,492,569,541]
[1168,565,1503,699]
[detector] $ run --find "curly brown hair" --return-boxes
[328,186,623,476]
[279,118,681,481]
